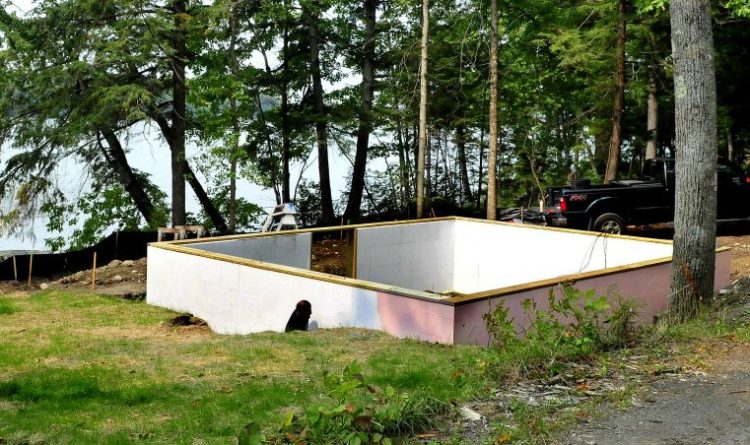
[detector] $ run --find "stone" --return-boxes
[121,260,135,267]
[108,260,121,267]
[112,275,123,283]
[460,406,483,422]
[39,283,49,290]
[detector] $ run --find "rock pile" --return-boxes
[39,258,147,289]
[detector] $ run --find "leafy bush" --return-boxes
[239,362,445,445]
[482,284,642,378]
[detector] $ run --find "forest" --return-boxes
[1,0,749,249]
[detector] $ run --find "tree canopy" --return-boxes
[1,0,749,250]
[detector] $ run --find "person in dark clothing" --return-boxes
[285,300,312,332]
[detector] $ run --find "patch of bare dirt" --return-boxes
[566,367,750,445]
[558,236,750,445]
[718,233,750,280]
[311,238,348,276]
[164,313,208,327]
[42,258,148,298]
[0,257,148,299]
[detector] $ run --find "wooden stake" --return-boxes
[27,254,33,287]
[12,255,17,282]
[91,252,97,291]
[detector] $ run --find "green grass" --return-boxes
[0,297,16,315]
[0,290,483,444]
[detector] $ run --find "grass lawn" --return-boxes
[0,291,483,444]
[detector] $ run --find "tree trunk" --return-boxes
[228,0,240,233]
[171,0,187,226]
[343,0,376,221]
[184,162,229,233]
[281,20,291,204]
[604,0,627,183]
[396,117,411,206]
[254,89,283,205]
[415,0,429,218]
[668,0,717,322]
[486,0,499,220]
[426,136,432,198]
[152,114,229,233]
[645,66,658,160]
[456,125,472,204]
[305,1,335,224]
[477,121,485,209]
[727,129,734,162]
[99,129,156,225]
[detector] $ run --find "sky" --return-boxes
[0,0,365,251]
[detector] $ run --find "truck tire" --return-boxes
[592,212,625,234]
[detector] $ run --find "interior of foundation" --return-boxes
[181,218,674,298]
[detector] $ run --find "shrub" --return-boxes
[482,284,642,378]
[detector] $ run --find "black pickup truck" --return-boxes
[544,158,750,234]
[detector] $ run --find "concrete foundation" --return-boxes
[147,217,731,344]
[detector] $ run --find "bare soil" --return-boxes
[0,258,147,298]
[559,233,750,445]
[718,233,750,279]
[566,346,750,445]
[311,238,348,276]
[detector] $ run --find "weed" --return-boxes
[257,361,446,445]
[483,284,643,378]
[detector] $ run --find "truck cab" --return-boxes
[545,158,750,234]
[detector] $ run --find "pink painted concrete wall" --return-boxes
[377,293,455,344]
[454,250,732,345]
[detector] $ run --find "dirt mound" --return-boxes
[35,257,148,298]
[164,313,207,327]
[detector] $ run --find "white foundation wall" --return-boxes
[452,220,674,294]
[356,220,455,293]
[146,246,380,334]
[185,233,311,269]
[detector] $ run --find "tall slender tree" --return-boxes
[343,0,377,221]
[603,0,627,183]
[170,0,188,226]
[645,66,658,160]
[486,0,499,219]
[416,0,429,218]
[303,0,335,224]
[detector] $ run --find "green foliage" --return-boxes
[724,0,750,17]
[483,284,643,378]
[3,0,750,235]
[296,179,324,227]
[42,169,168,251]
[191,185,265,233]
[264,361,444,445]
